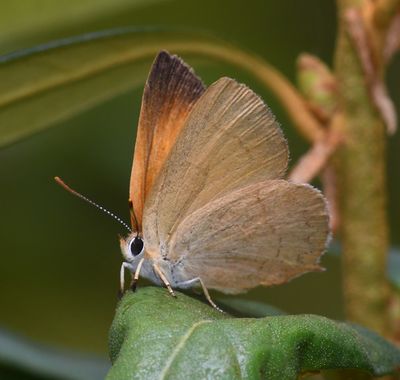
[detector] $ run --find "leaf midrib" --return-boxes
[158,319,212,380]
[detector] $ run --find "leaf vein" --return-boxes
[158,319,212,380]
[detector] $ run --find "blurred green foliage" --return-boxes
[0,329,109,379]
[0,0,398,365]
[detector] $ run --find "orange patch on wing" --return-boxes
[129,51,205,232]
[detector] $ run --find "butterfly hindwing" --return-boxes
[169,180,329,293]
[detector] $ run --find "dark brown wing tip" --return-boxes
[146,50,206,103]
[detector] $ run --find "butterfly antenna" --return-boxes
[54,176,131,233]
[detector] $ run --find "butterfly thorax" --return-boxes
[121,233,191,288]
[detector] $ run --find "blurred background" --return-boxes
[0,0,399,370]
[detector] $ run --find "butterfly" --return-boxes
[118,51,329,309]
[56,50,329,311]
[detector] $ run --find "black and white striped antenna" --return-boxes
[54,176,131,233]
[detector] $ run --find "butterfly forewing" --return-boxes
[169,180,329,293]
[143,77,289,251]
[129,51,205,231]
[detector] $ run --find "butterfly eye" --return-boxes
[129,237,144,257]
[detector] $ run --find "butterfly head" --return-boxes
[120,233,145,263]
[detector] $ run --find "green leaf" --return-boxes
[108,287,400,380]
[0,0,167,54]
[0,27,297,148]
[0,328,109,380]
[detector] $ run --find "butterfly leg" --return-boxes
[153,263,176,297]
[119,262,130,297]
[177,277,224,313]
[130,257,145,291]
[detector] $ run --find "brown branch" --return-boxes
[288,129,342,184]
[346,7,397,134]
[289,110,344,184]
[373,0,400,28]
[346,8,376,76]
[384,10,400,61]
[289,111,344,233]
[372,80,398,134]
